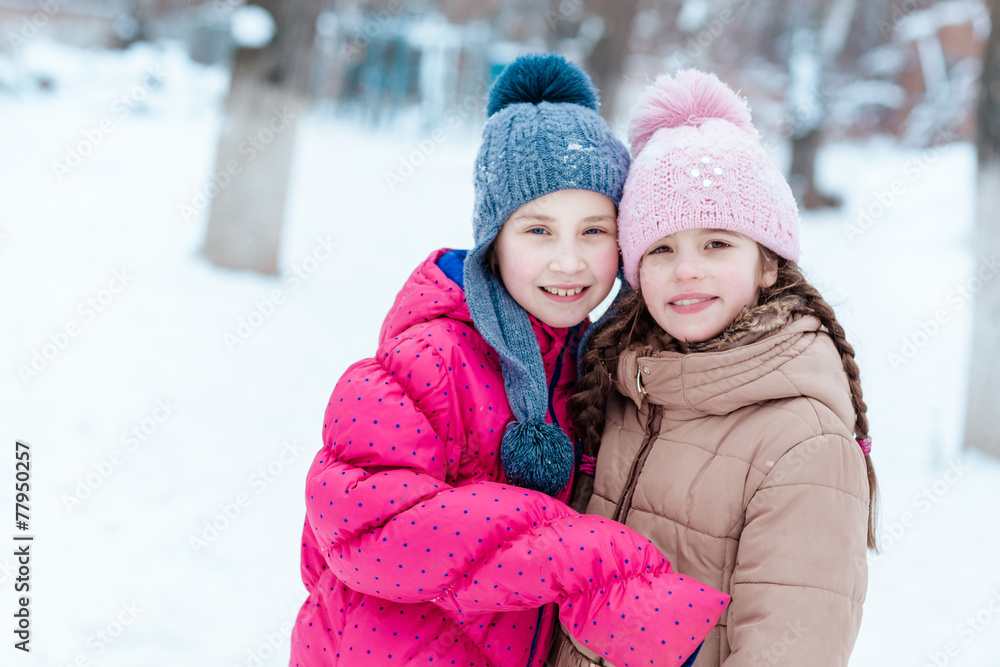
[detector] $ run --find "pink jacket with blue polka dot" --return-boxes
[291,249,729,666]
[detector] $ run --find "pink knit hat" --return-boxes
[618,70,800,288]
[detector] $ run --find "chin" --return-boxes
[674,325,723,344]
[544,316,583,329]
[539,309,588,329]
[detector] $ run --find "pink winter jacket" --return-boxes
[290,250,729,667]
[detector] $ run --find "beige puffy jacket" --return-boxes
[557,313,869,667]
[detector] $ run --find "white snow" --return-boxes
[2,39,999,666]
[676,0,712,34]
[895,0,990,43]
[230,5,277,49]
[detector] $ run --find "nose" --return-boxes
[672,250,704,281]
[549,238,587,275]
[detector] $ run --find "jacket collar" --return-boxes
[615,311,855,429]
[379,249,574,369]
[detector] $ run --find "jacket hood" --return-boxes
[379,249,574,360]
[616,313,856,431]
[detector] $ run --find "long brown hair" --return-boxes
[569,249,880,550]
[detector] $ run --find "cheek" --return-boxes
[589,243,620,282]
[716,264,758,303]
[495,233,530,279]
[498,254,533,293]
[638,267,665,304]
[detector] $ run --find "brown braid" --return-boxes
[761,254,880,550]
[569,248,880,550]
[567,289,666,511]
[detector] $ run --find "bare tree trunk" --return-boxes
[789,127,844,209]
[584,0,640,120]
[785,0,856,210]
[201,0,324,275]
[964,0,1000,458]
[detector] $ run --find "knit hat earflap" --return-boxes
[463,53,630,496]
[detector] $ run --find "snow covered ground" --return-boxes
[1,40,999,666]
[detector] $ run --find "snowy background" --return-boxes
[2,40,999,666]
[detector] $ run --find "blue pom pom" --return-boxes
[500,420,575,496]
[487,52,599,117]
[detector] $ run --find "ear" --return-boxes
[760,252,779,289]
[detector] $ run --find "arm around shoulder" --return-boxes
[306,333,728,667]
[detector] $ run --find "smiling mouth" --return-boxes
[541,286,586,297]
[671,297,715,306]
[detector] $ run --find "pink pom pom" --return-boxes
[629,70,754,156]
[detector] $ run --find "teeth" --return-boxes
[673,297,712,306]
[543,286,585,297]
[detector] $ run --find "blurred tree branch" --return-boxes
[584,0,640,120]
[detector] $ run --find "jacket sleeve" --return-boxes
[723,433,869,667]
[305,333,729,667]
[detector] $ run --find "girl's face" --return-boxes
[494,189,619,329]
[639,228,777,344]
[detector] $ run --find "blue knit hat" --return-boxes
[462,53,630,496]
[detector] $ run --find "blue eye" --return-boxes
[528,228,548,235]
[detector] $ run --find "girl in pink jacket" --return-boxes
[559,71,879,666]
[290,54,728,667]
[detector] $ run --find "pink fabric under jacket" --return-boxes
[290,249,729,667]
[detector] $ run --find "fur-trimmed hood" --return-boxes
[613,296,855,431]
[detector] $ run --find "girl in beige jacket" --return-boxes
[548,71,878,667]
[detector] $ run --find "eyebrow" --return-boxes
[512,213,615,223]
[512,213,555,223]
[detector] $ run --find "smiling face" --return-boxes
[493,189,620,329]
[638,228,778,344]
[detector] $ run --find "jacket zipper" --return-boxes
[612,404,664,525]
